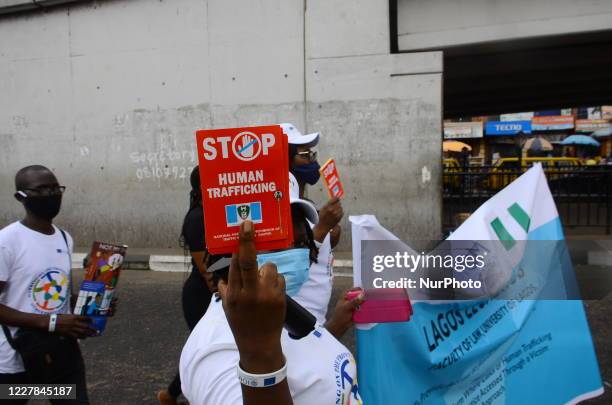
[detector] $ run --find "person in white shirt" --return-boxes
[281,123,343,250]
[180,185,363,404]
[0,165,98,404]
[281,125,344,324]
[286,173,333,324]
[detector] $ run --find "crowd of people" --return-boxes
[0,124,363,405]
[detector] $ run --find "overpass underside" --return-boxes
[440,30,612,118]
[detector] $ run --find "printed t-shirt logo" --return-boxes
[334,352,362,405]
[29,268,69,313]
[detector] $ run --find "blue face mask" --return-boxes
[257,248,310,296]
[292,162,321,185]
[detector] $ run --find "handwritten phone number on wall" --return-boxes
[135,166,193,181]
[129,150,197,165]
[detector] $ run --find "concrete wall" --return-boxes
[398,0,612,51]
[0,0,443,249]
[305,0,442,241]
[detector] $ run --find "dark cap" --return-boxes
[207,255,232,273]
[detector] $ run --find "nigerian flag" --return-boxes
[350,164,603,404]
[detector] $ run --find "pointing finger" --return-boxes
[238,221,258,290]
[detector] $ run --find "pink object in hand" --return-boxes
[346,288,412,324]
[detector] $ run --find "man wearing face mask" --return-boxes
[0,165,95,404]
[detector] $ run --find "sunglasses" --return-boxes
[296,150,317,162]
[19,185,66,197]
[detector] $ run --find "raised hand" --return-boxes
[313,197,344,242]
[325,288,363,339]
[217,221,286,373]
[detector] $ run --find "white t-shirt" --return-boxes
[180,298,363,405]
[0,222,74,374]
[294,232,334,324]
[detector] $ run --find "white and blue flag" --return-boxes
[225,202,263,227]
[350,164,603,404]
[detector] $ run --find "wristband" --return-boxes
[48,314,58,333]
[237,357,287,388]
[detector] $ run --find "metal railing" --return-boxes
[443,166,612,234]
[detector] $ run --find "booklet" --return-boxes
[74,242,127,335]
[196,125,292,254]
[320,158,345,199]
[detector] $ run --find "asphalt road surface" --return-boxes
[28,268,611,404]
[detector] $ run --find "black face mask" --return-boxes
[23,195,62,220]
[292,162,321,185]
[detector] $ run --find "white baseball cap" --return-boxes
[280,123,320,147]
[289,172,318,224]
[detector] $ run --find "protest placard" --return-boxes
[319,158,344,199]
[196,125,292,254]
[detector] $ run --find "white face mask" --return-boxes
[257,248,310,296]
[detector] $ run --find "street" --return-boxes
[73,271,356,405]
[40,269,606,404]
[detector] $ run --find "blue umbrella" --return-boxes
[592,127,612,138]
[560,135,600,147]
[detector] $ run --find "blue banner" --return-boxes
[354,218,603,404]
[350,166,603,404]
[486,121,532,136]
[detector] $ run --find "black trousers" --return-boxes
[167,269,212,398]
[0,346,89,404]
[182,269,213,330]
